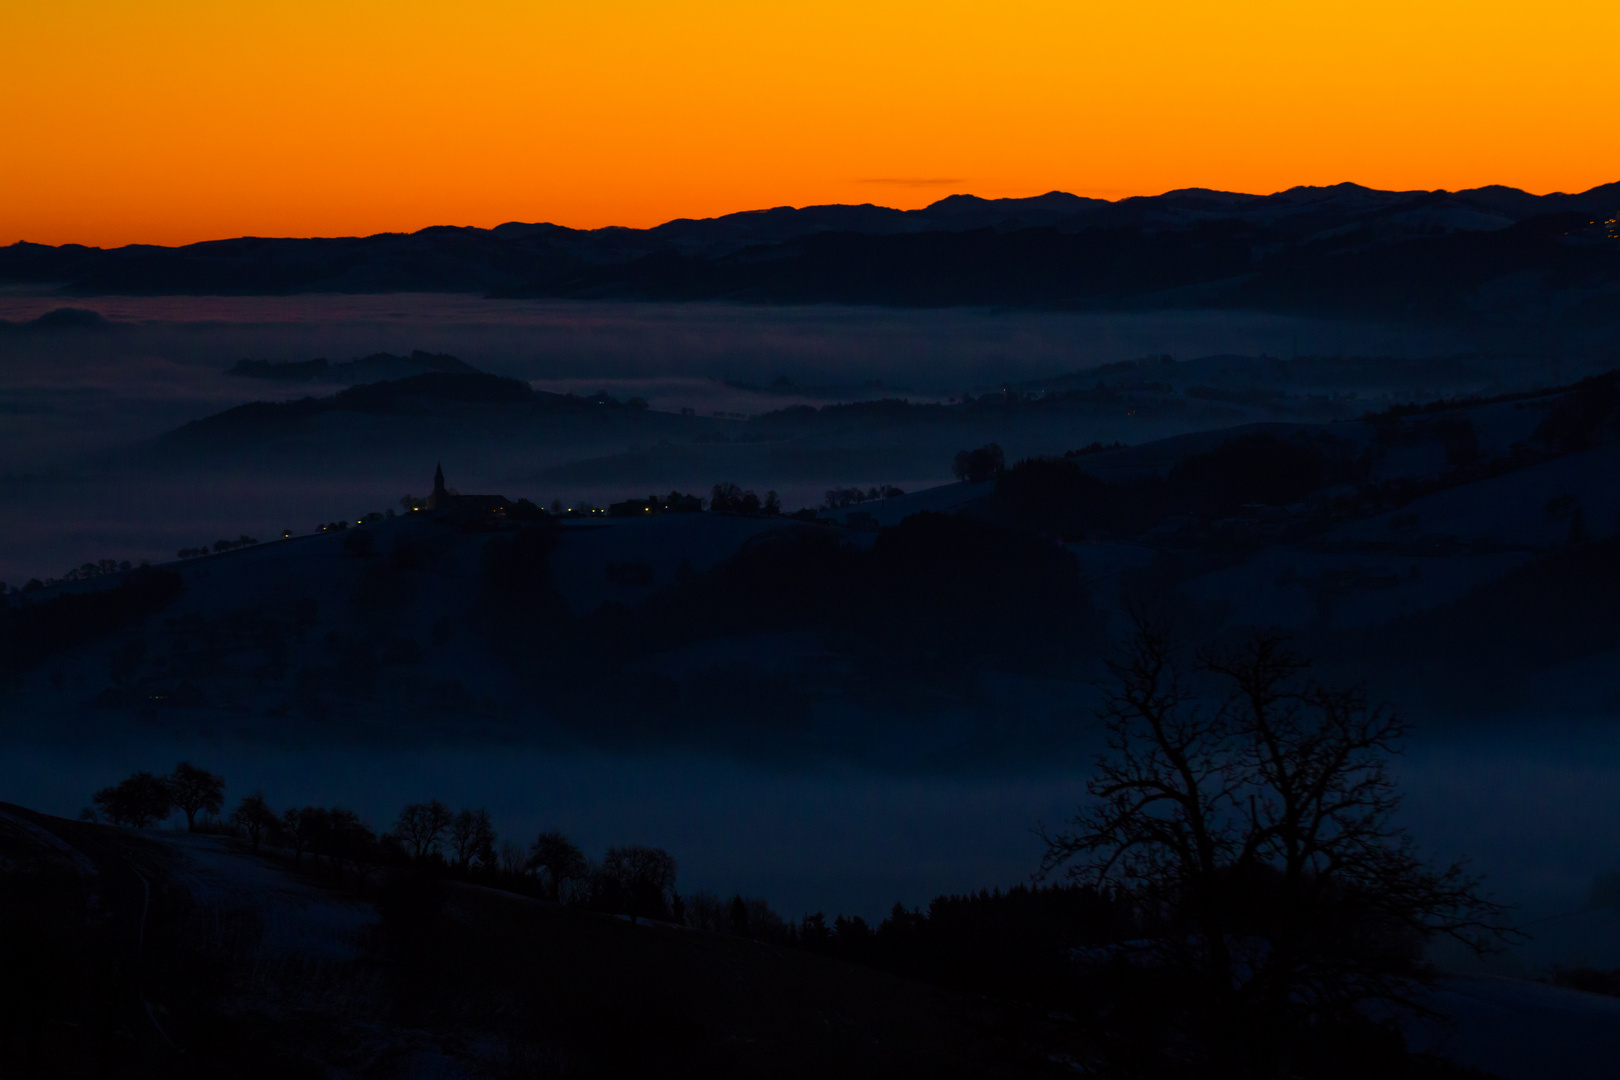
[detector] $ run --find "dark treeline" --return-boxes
[81,761,1143,1015]
[1,557,147,594]
[994,431,1361,541]
[479,511,1102,718]
[0,568,184,679]
[85,770,690,924]
[996,372,1620,545]
[70,619,1528,1077]
[707,480,779,515]
[86,764,1123,975]
[1358,367,1620,423]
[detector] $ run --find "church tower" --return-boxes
[429,462,448,509]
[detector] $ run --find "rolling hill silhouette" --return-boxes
[2,183,1617,323]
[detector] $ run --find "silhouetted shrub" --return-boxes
[952,443,1005,482]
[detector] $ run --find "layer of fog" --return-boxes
[0,292,1578,585]
[0,292,1477,469]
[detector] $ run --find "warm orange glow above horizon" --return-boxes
[3,1,1616,248]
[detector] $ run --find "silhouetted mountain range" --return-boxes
[159,369,658,449]
[0,306,112,331]
[4,184,1618,321]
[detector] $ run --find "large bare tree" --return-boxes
[1040,612,1510,1077]
[394,800,454,860]
[449,807,497,873]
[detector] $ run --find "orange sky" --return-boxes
[3,1,1617,248]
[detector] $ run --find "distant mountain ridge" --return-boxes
[4,183,1618,323]
[229,349,476,383]
[160,369,656,448]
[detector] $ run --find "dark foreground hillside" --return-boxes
[0,805,1061,1079]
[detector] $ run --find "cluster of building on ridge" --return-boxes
[412,463,705,526]
[414,464,892,531]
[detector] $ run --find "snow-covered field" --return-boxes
[155,832,374,962]
[1410,974,1620,1079]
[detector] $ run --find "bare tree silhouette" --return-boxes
[1039,611,1512,1077]
[449,808,497,873]
[394,800,454,860]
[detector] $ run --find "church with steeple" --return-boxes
[426,461,451,510]
[422,462,510,522]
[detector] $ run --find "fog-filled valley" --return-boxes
[0,291,1586,582]
[4,274,1620,1075]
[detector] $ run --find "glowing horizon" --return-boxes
[3,1,1617,249]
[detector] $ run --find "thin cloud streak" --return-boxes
[853,178,965,186]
